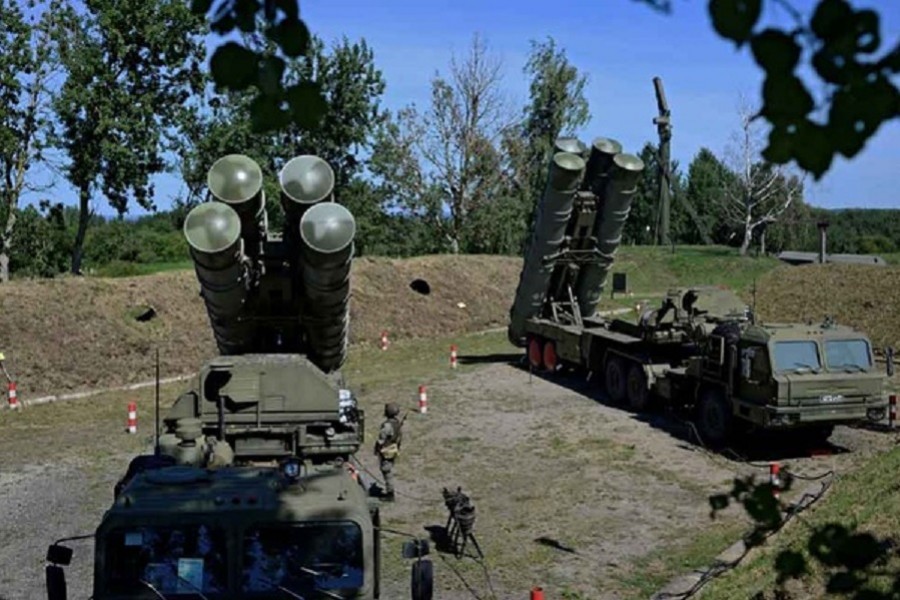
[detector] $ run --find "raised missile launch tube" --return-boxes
[183,201,253,354]
[581,137,622,193]
[206,154,266,254]
[279,155,335,233]
[298,202,356,372]
[507,151,586,347]
[574,153,645,318]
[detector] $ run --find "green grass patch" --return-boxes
[612,519,748,599]
[611,245,781,297]
[698,445,900,599]
[93,260,193,277]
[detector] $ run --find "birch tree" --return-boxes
[723,101,804,255]
[371,33,512,253]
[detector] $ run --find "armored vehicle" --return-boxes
[46,154,433,599]
[509,137,888,446]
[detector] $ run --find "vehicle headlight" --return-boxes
[867,407,885,421]
[282,458,301,480]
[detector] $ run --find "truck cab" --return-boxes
[696,319,888,444]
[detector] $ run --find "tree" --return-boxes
[371,33,511,253]
[53,0,206,274]
[502,37,590,252]
[721,101,804,255]
[180,32,389,236]
[637,0,899,179]
[0,0,62,283]
[683,148,738,245]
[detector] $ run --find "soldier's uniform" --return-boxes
[374,403,403,501]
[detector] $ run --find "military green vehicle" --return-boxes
[509,136,888,447]
[45,154,433,599]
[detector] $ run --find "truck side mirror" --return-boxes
[46,544,72,566]
[46,565,66,600]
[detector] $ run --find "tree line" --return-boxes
[2,0,898,282]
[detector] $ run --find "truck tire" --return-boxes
[411,559,434,600]
[697,388,732,448]
[605,357,627,404]
[626,363,651,412]
[527,336,543,371]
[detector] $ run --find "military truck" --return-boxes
[508,136,888,447]
[46,154,433,599]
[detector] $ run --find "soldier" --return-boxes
[374,402,404,501]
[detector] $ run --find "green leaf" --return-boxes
[275,0,299,20]
[708,0,761,46]
[827,88,868,158]
[189,0,213,16]
[209,42,259,90]
[750,29,801,74]
[285,81,327,129]
[266,16,309,58]
[852,9,880,54]
[793,120,833,178]
[811,0,852,40]
[257,55,286,95]
[249,91,290,133]
[762,125,793,164]
[761,74,815,122]
[774,550,807,583]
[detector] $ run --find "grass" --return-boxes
[612,520,749,598]
[93,259,193,277]
[697,445,900,599]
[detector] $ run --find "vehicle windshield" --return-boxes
[103,524,228,596]
[772,340,821,373]
[825,339,872,371]
[242,522,364,597]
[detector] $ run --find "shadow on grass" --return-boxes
[510,362,856,462]
[457,353,523,365]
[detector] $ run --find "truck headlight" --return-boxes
[867,407,885,421]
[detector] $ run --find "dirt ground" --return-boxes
[1,334,894,600]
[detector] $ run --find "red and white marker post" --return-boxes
[450,344,458,369]
[418,385,428,414]
[7,381,20,410]
[127,401,137,434]
[530,588,545,600]
[889,394,897,429]
[769,462,781,499]
[380,331,389,351]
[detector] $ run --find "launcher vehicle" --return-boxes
[45,154,433,600]
[508,137,888,446]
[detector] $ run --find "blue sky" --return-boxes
[32,0,900,216]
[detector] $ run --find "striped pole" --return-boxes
[889,394,897,429]
[418,385,428,414]
[530,588,545,600]
[450,344,458,369]
[127,401,137,434]
[380,331,389,351]
[7,381,20,410]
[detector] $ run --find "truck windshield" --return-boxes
[825,339,872,371]
[242,522,364,596]
[103,524,228,596]
[773,340,821,373]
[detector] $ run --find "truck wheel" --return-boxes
[411,559,434,600]
[605,357,627,404]
[697,388,732,448]
[542,340,559,373]
[527,337,543,371]
[626,363,651,412]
